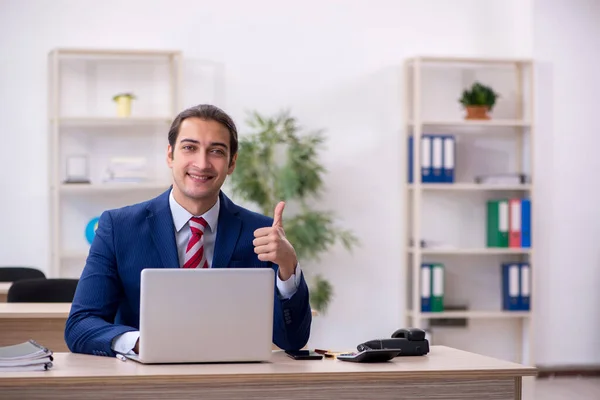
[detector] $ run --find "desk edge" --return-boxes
[0,366,539,387]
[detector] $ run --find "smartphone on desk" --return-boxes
[285,350,323,360]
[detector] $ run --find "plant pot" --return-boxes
[115,96,132,117]
[464,105,490,120]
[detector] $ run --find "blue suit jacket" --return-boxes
[65,189,312,357]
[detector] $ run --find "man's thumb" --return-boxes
[273,201,285,227]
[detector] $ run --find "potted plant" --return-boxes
[459,82,499,120]
[229,110,359,314]
[113,92,136,117]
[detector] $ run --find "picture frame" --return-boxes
[64,155,90,184]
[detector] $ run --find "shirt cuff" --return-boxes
[276,262,302,300]
[111,331,140,355]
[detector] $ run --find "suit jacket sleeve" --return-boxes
[271,265,312,350]
[64,211,138,356]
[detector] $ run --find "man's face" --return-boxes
[167,117,237,204]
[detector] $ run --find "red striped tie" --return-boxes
[183,216,209,269]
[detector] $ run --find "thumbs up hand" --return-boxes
[253,201,298,281]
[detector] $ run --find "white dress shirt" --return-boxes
[111,190,302,355]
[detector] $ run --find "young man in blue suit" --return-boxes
[65,104,312,357]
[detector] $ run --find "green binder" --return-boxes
[430,263,444,312]
[487,199,509,247]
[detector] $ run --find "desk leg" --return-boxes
[515,377,522,400]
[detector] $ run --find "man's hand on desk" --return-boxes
[134,339,140,354]
[253,201,298,281]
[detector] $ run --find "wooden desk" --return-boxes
[0,346,536,399]
[0,282,11,302]
[0,304,318,353]
[0,303,71,352]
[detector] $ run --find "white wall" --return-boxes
[532,0,600,367]
[6,0,582,361]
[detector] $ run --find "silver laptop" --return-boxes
[124,268,275,364]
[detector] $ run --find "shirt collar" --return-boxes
[169,189,220,233]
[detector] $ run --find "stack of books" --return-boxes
[0,340,53,372]
[103,157,148,183]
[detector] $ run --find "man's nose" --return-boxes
[194,150,211,169]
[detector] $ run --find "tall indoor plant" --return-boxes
[229,110,358,313]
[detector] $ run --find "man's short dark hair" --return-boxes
[168,104,238,165]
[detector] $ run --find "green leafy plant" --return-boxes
[459,82,499,110]
[229,110,359,314]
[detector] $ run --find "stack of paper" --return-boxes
[0,340,53,372]
[103,157,148,183]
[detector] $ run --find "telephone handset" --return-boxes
[356,328,429,357]
[391,328,426,341]
[338,328,429,363]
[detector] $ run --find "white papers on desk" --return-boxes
[0,340,54,372]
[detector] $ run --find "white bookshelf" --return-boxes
[403,56,535,366]
[47,48,182,278]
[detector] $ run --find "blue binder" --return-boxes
[442,135,455,183]
[421,263,432,312]
[521,199,531,247]
[408,135,433,183]
[431,135,443,182]
[501,263,521,311]
[519,262,531,311]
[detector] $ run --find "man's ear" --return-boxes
[166,145,174,168]
[228,153,238,175]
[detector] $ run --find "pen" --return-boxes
[116,354,127,362]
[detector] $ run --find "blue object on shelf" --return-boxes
[85,217,100,244]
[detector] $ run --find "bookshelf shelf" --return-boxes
[408,184,531,191]
[55,117,173,127]
[408,248,532,256]
[407,310,531,319]
[59,182,171,194]
[404,55,534,366]
[406,56,533,66]
[408,120,532,128]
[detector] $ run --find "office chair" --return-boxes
[7,278,79,303]
[0,267,46,282]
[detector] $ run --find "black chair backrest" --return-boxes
[0,267,46,282]
[7,278,79,303]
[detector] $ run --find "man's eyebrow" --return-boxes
[210,142,228,149]
[179,138,199,145]
[178,139,228,150]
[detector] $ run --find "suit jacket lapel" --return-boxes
[212,191,242,268]
[147,189,179,269]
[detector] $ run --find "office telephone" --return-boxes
[338,328,429,363]
[356,328,429,357]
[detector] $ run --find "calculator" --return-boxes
[337,349,400,363]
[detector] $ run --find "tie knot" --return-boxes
[189,216,208,234]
